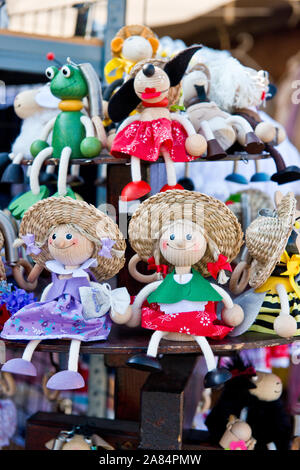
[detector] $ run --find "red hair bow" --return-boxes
[230,366,256,378]
[147,257,168,277]
[207,254,232,279]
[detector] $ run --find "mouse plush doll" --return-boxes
[108,47,207,201]
[1,196,131,391]
[125,189,244,388]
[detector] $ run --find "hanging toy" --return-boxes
[229,191,300,338]
[1,196,131,391]
[125,190,244,388]
[108,46,207,201]
[104,24,159,85]
[8,56,105,220]
[182,63,263,160]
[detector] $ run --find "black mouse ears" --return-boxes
[108,45,202,122]
[164,45,202,87]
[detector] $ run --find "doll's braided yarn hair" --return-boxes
[128,190,243,284]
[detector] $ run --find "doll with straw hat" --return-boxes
[126,189,244,388]
[1,197,131,391]
[229,191,300,338]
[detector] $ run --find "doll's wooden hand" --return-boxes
[30,139,49,158]
[274,315,297,338]
[110,305,132,325]
[221,304,244,327]
[184,134,207,156]
[80,137,102,158]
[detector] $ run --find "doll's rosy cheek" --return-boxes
[72,238,79,245]
[48,237,53,245]
[161,240,168,251]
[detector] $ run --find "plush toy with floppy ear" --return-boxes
[104,24,159,84]
[108,46,207,201]
[182,63,264,160]
[205,354,293,450]
[204,55,300,184]
[229,191,300,338]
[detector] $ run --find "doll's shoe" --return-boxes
[250,172,270,182]
[126,354,162,372]
[204,367,232,388]
[160,183,184,192]
[1,358,37,376]
[1,163,24,184]
[244,132,264,154]
[177,177,195,191]
[46,370,85,391]
[225,173,248,184]
[271,166,300,184]
[205,139,227,160]
[121,181,151,201]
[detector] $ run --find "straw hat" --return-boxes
[246,192,296,289]
[18,197,126,282]
[129,58,182,109]
[129,190,243,276]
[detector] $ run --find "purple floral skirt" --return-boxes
[1,294,112,342]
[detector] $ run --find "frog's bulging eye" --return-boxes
[170,234,175,240]
[45,67,55,79]
[66,233,73,240]
[52,234,57,240]
[61,66,71,77]
[186,234,192,240]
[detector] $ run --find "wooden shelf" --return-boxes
[21,152,271,167]
[3,324,299,356]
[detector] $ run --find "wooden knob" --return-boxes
[274,315,297,338]
[185,134,207,157]
[255,122,276,143]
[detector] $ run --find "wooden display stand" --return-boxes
[5,151,294,451]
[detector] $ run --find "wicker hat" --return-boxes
[246,192,296,288]
[18,197,126,282]
[129,58,181,108]
[129,190,243,277]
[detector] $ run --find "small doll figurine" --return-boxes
[229,191,300,338]
[1,196,131,391]
[104,24,159,84]
[9,57,106,219]
[108,47,207,201]
[219,416,256,450]
[126,190,244,388]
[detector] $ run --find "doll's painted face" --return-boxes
[249,371,282,402]
[159,220,207,267]
[134,65,170,104]
[48,224,94,266]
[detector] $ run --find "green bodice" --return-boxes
[147,269,222,304]
[52,111,86,159]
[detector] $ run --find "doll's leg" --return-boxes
[120,156,151,201]
[30,146,54,194]
[46,339,84,391]
[1,340,41,376]
[227,116,263,154]
[193,336,231,388]
[200,120,226,159]
[127,330,168,372]
[160,148,184,192]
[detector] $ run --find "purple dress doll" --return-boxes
[1,197,132,390]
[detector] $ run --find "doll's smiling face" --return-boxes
[159,220,207,267]
[48,224,94,266]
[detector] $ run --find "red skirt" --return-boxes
[141,301,233,339]
[111,118,198,162]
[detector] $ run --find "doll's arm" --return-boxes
[171,113,207,156]
[30,117,56,157]
[211,283,244,327]
[126,280,163,328]
[273,283,297,337]
[80,116,102,157]
[115,114,139,135]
